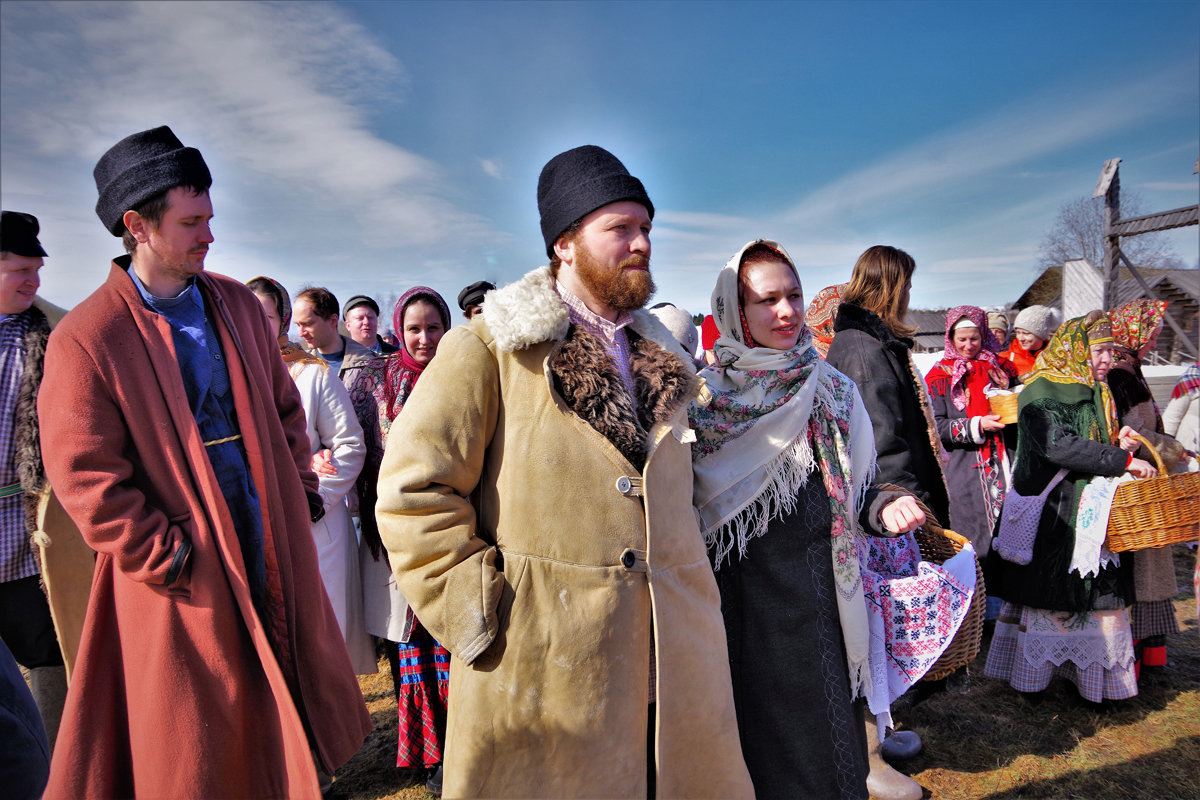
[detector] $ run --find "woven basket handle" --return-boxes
[1131,432,1166,474]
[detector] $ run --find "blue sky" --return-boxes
[2,0,1197,330]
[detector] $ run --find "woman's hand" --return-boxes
[311,448,337,477]
[979,413,1006,432]
[1117,425,1141,453]
[880,495,926,534]
[1126,457,1158,479]
[987,366,1011,390]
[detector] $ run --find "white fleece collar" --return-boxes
[483,266,691,362]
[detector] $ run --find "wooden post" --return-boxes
[1094,158,1122,309]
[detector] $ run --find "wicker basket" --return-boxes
[874,485,986,682]
[987,392,1019,424]
[1105,434,1200,552]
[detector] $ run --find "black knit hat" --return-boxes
[537,145,653,257]
[456,280,495,312]
[0,211,48,257]
[93,126,212,236]
[343,294,380,319]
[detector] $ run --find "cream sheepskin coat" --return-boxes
[376,267,753,799]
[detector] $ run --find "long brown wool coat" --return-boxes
[38,260,371,799]
[376,267,755,799]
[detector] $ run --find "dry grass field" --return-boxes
[329,546,1200,800]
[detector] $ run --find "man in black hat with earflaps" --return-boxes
[375,145,754,798]
[37,126,370,799]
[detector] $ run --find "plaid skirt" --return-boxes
[1130,599,1179,639]
[389,620,450,768]
[984,602,1138,702]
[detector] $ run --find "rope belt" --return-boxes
[203,434,242,447]
[0,482,23,498]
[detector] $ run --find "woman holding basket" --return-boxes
[690,240,976,800]
[985,311,1157,704]
[1107,299,1188,677]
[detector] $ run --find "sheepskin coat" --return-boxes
[11,297,94,682]
[39,261,371,799]
[376,266,754,799]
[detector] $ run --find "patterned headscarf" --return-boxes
[1029,312,1120,442]
[938,305,1004,412]
[1109,298,1167,363]
[690,239,876,699]
[247,276,324,366]
[804,283,846,359]
[1173,362,1200,400]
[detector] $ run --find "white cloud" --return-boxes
[479,158,505,180]
[1,1,501,261]
[778,64,1194,228]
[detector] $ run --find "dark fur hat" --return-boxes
[94,126,212,236]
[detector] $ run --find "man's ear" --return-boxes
[552,234,575,267]
[123,209,149,244]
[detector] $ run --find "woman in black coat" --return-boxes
[825,245,950,525]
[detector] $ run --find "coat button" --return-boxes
[621,549,636,569]
[616,476,632,494]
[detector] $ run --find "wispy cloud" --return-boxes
[479,158,505,180]
[3,1,498,251]
[777,63,1195,228]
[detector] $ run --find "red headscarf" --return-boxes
[376,286,451,425]
[938,305,1005,412]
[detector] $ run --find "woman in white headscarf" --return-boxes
[689,240,941,800]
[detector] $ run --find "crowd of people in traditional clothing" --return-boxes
[1,129,1197,800]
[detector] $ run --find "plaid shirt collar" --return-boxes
[555,281,634,343]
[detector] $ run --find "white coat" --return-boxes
[290,359,376,674]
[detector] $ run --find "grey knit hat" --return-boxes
[94,126,212,236]
[1013,305,1061,342]
[649,304,699,361]
[537,145,653,257]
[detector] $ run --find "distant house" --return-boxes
[906,309,950,353]
[1013,263,1198,364]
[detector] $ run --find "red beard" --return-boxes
[574,245,655,312]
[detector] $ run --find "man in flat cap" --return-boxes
[376,145,753,798]
[0,211,74,753]
[456,279,494,320]
[342,294,398,355]
[38,126,370,799]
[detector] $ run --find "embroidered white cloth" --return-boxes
[860,534,976,732]
[1070,473,1131,578]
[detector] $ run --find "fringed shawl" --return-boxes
[689,239,876,698]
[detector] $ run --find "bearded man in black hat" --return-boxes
[375,145,753,798]
[37,126,370,799]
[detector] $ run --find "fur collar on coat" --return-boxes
[833,299,914,351]
[483,266,698,470]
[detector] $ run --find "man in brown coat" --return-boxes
[38,126,370,798]
[376,145,752,798]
